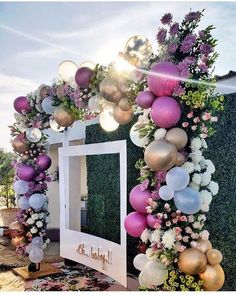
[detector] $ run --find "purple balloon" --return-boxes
[14,96,32,113]
[129,185,151,214]
[75,67,94,89]
[124,212,147,237]
[147,61,180,97]
[151,96,181,128]
[147,214,161,229]
[136,90,155,109]
[37,154,52,171]
[18,164,37,181]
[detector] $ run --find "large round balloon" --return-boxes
[37,154,52,171]
[29,193,45,210]
[136,90,155,109]
[88,95,102,113]
[113,105,134,125]
[58,60,78,83]
[75,67,94,89]
[49,118,65,132]
[144,139,177,171]
[9,221,24,232]
[199,264,225,291]
[11,236,24,248]
[147,61,180,97]
[42,96,56,114]
[14,96,32,113]
[99,107,119,132]
[142,261,168,286]
[129,185,151,213]
[165,127,188,150]
[32,236,44,247]
[197,239,213,253]
[174,187,202,214]
[124,212,147,237]
[99,78,123,103]
[178,248,207,275]
[54,105,75,127]
[133,253,148,271]
[12,137,29,154]
[18,196,30,210]
[130,123,149,148]
[166,167,190,191]
[151,96,181,128]
[18,164,37,181]
[206,249,223,265]
[29,247,44,263]
[26,128,42,143]
[119,98,132,111]
[14,180,29,195]
[159,185,174,200]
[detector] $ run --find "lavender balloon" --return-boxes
[14,96,32,113]
[147,61,180,97]
[37,154,52,171]
[136,90,155,109]
[129,185,151,214]
[147,214,161,229]
[151,96,181,128]
[75,67,94,88]
[124,212,147,237]
[18,164,37,181]
[174,187,202,215]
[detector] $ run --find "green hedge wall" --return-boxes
[85,94,236,289]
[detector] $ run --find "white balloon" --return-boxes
[29,193,45,210]
[58,60,78,83]
[18,196,30,210]
[142,261,168,286]
[29,247,44,263]
[42,97,56,114]
[159,185,174,201]
[133,254,149,271]
[32,236,44,247]
[166,167,190,191]
[14,180,29,195]
[130,123,149,148]
[79,60,96,70]
[26,128,42,143]
[49,118,65,132]
[99,107,119,132]
[25,244,32,254]
[88,95,102,113]
[138,271,149,288]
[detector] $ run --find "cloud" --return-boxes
[17,47,64,59]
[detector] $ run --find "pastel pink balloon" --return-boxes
[18,164,37,181]
[75,67,94,89]
[124,212,147,237]
[14,96,32,113]
[129,185,151,214]
[37,154,52,171]
[147,61,180,97]
[135,90,155,109]
[151,96,181,128]
[147,214,161,229]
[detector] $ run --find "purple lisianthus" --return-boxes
[75,98,85,108]
[180,34,196,53]
[177,61,190,79]
[169,22,179,36]
[174,85,185,96]
[161,13,172,25]
[156,28,167,44]
[184,11,201,22]
[63,84,71,95]
[200,44,213,55]
[140,179,150,191]
[168,43,178,53]
[198,30,206,39]
[198,63,208,73]
[183,56,196,65]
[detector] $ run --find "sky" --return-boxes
[0,1,236,151]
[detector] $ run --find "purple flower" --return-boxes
[151,190,160,200]
[180,34,196,53]
[161,13,172,25]
[168,43,178,53]
[156,28,167,44]
[177,61,190,79]
[63,85,71,95]
[183,56,196,65]
[184,11,201,22]
[200,44,213,55]
[174,85,185,96]
[169,22,179,36]
[74,98,85,108]
[140,179,150,191]
[198,30,205,39]
[198,63,208,73]
[50,87,57,96]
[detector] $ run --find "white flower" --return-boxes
[208,181,219,196]
[201,138,208,149]
[141,228,151,243]
[154,128,167,140]
[189,182,200,191]
[200,190,212,205]
[193,221,201,229]
[200,157,207,169]
[198,214,206,222]
[201,172,212,186]
[205,159,215,174]
[38,213,45,219]
[162,229,175,249]
[36,221,43,228]
[138,110,150,125]
[27,218,34,225]
[42,244,47,250]
[194,164,201,172]
[199,230,209,240]
[46,238,50,244]
[189,150,202,163]
[30,227,38,234]
[192,173,202,185]
[31,213,38,220]
[201,202,209,212]
[181,161,195,174]
[150,229,162,243]
[190,137,202,151]
[146,247,158,261]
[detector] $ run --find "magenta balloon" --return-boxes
[124,212,148,237]
[151,96,181,128]
[14,96,32,113]
[75,67,94,88]
[37,154,52,171]
[147,214,161,229]
[147,61,180,97]
[18,164,37,181]
[129,185,151,213]
[135,90,155,109]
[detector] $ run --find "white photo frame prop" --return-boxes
[58,140,127,287]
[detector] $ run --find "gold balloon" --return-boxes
[11,236,24,248]
[165,127,188,151]
[175,152,186,166]
[206,249,223,265]
[99,78,123,103]
[56,85,66,99]
[12,138,29,154]
[178,248,207,275]
[113,105,134,125]
[119,97,132,111]
[197,239,213,253]
[144,139,177,171]
[39,85,49,99]
[54,105,75,127]
[9,221,23,231]
[199,264,225,291]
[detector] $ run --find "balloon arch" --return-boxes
[10,10,225,291]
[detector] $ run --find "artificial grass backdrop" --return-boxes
[85,93,236,290]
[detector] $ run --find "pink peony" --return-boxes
[200,229,209,240]
[182,122,189,128]
[187,111,193,118]
[202,112,211,121]
[193,116,200,124]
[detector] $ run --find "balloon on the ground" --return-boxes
[178,248,207,275]
[29,247,44,263]
[166,167,190,191]
[165,127,188,150]
[14,96,32,113]
[75,66,94,89]
[129,185,151,213]
[142,261,168,286]
[151,96,181,128]
[18,164,37,181]
[136,90,155,109]
[58,60,78,83]
[159,185,174,200]
[99,107,119,132]
[54,105,75,127]
[124,212,147,237]
[37,154,52,171]
[147,61,180,97]
[174,187,201,214]
[42,96,56,114]
[144,139,177,171]
[113,105,133,125]
[130,123,149,147]
[32,236,44,247]
[29,193,45,210]
[26,128,42,143]
[147,214,161,229]
[18,196,30,210]
[133,253,148,271]
[199,264,225,291]
[206,249,223,265]
[14,180,29,195]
